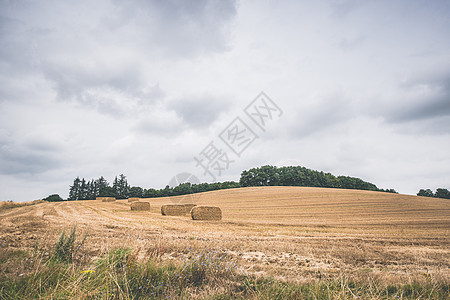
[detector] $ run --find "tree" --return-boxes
[173,183,193,196]
[143,188,157,198]
[44,194,64,202]
[68,177,81,200]
[381,188,398,194]
[129,186,144,198]
[103,186,117,198]
[435,188,450,199]
[240,165,383,192]
[113,174,130,199]
[79,178,88,200]
[417,189,434,197]
[95,176,110,197]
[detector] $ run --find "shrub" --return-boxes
[44,194,64,202]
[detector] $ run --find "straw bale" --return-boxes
[131,201,150,211]
[128,197,140,203]
[183,204,197,213]
[191,206,222,221]
[161,204,186,216]
[98,197,116,202]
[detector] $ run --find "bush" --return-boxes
[43,194,64,202]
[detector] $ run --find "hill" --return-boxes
[149,186,449,229]
[1,186,448,295]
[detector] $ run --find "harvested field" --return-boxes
[1,187,449,285]
[127,198,140,203]
[130,201,150,211]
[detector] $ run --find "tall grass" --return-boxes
[0,229,448,299]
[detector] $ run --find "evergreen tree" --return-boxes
[113,174,130,199]
[80,178,87,200]
[68,177,81,200]
[95,176,110,197]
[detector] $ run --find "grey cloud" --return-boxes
[0,139,62,176]
[110,0,237,58]
[384,71,450,130]
[329,0,361,20]
[394,96,450,123]
[338,35,366,51]
[135,117,183,137]
[0,0,236,111]
[288,93,354,138]
[170,95,230,128]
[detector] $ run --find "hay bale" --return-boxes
[99,197,116,202]
[183,204,197,213]
[128,197,140,203]
[131,201,150,211]
[161,204,186,216]
[191,206,222,221]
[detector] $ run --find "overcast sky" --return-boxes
[1,0,449,201]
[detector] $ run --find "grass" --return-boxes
[0,229,448,299]
[0,200,46,211]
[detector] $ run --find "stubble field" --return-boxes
[1,186,449,298]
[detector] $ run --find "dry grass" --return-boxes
[1,187,449,286]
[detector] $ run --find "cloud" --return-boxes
[169,95,231,128]
[0,137,63,176]
[287,91,355,138]
[0,0,237,112]
[396,72,450,122]
[373,70,450,134]
[1,0,450,201]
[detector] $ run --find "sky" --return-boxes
[1,0,449,201]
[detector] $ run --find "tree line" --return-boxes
[42,165,399,202]
[240,165,397,193]
[64,174,240,201]
[417,188,450,199]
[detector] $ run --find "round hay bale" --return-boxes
[183,204,197,213]
[128,197,140,203]
[131,201,150,211]
[100,197,116,202]
[161,204,186,216]
[191,206,222,221]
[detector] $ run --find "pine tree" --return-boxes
[68,177,81,200]
[113,174,130,199]
[96,176,109,197]
[80,178,87,200]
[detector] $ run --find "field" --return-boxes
[1,186,449,298]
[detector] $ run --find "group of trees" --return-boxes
[417,188,450,199]
[239,165,397,193]
[52,165,402,202]
[66,174,241,201]
[68,174,130,200]
[143,181,241,198]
